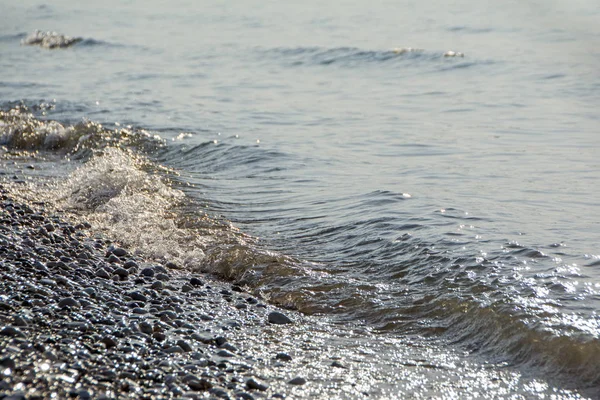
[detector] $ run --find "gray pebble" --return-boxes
[112,247,128,257]
[276,352,292,361]
[155,273,169,281]
[58,297,81,308]
[165,345,184,354]
[151,281,163,290]
[246,378,268,391]
[190,277,203,286]
[288,377,307,385]
[128,291,147,302]
[96,268,110,279]
[141,267,154,277]
[216,349,235,358]
[268,311,293,325]
[114,267,129,278]
[139,321,153,335]
[187,378,212,391]
[0,326,25,337]
[177,339,193,352]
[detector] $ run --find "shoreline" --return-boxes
[0,184,322,400]
[0,154,595,399]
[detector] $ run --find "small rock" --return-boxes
[177,340,192,352]
[58,297,80,308]
[151,281,163,290]
[139,321,153,335]
[216,349,235,358]
[141,267,154,277]
[112,247,128,257]
[156,273,169,281]
[215,336,227,346]
[275,353,292,362]
[96,268,110,279]
[113,267,129,278]
[165,261,180,269]
[190,277,203,286]
[100,336,118,349]
[246,378,268,391]
[331,360,347,369]
[0,326,25,337]
[181,284,193,293]
[128,291,147,302]
[187,378,212,391]
[165,345,184,354]
[107,254,121,264]
[288,377,306,385]
[267,311,293,325]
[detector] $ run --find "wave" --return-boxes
[21,30,82,49]
[2,104,599,394]
[256,46,479,70]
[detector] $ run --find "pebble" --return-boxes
[288,377,307,385]
[187,378,213,391]
[112,247,128,257]
[96,268,110,279]
[140,267,154,277]
[58,297,81,308]
[100,336,118,349]
[128,291,147,302]
[177,339,193,352]
[267,311,293,325]
[190,277,203,286]
[155,273,169,281]
[246,378,268,391]
[276,353,292,362]
[113,267,129,278]
[139,321,153,335]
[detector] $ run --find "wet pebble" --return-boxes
[288,377,307,385]
[58,297,80,308]
[246,378,268,391]
[268,311,293,325]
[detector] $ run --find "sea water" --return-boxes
[1,0,600,397]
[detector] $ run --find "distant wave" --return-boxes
[19,30,122,49]
[21,30,82,49]
[257,46,469,68]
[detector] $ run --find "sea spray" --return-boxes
[56,148,207,267]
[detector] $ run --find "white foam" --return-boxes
[58,148,207,267]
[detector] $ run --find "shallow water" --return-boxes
[2,0,600,397]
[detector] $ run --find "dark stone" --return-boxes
[112,247,128,257]
[275,353,292,362]
[177,339,193,352]
[165,261,179,269]
[139,321,153,335]
[246,378,268,391]
[216,349,235,358]
[267,311,293,325]
[113,267,128,278]
[187,378,212,391]
[189,277,203,286]
[191,332,214,344]
[58,297,81,308]
[96,268,110,279]
[127,291,147,302]
[155,273,169,281]
[107,254,121,263]
[288,377,306,385]
[140,267,154,277]
[100,336,118,349]
[150,281,163,290]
